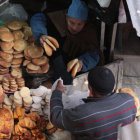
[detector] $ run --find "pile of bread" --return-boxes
[12,106,47,140]
[2,86,51,119]
[1,75,25,93]
[0,21,31,73]
[23,43,50,74]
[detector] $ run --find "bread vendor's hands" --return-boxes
[40,35,59,56]
[56,80,67,93]
[40,35,47,46]
[67,59,83,78]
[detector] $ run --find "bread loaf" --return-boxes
[14,39,27,52]
[0,41,14,51]
[13,30,24,40]
[46,36,59,48]
[27,63,41,71]
[71,62,79,78]
[27,44,44,59]
[32,56,49,66]
[67,59,78,72]
[43,42,53,56]
[0,31,14,42]
[0,26,10,33]
[7,21,22,30]
[0,51,13,62]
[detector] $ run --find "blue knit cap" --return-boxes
[67,0,88,20]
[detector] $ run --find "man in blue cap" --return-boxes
[30,0,103,84]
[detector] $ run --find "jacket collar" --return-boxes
[82,92,117,103]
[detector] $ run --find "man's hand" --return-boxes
[40,35,47,46]
[56,80,67,93]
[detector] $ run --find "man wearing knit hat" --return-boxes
[30,0,103,84]
[50,66,137,140]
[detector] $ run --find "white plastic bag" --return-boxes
[0,3,28,22]
[52,78,89,109]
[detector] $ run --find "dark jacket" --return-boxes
[30,10,103,72]
[50,90,136,140]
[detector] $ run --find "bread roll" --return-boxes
[0,41,14,51]
[14,39,27,52]
[12,58,23,65]
[13,30,24,40]
[0,31,14,42]
[47,36,59,48]
[26,68,42,74]
[23,96,33,104]
[0,60,11,68]
[27,44,44,58]
[71,62,79,78]
[27,63,41,71]
[14,53,24,58]
[20,87,30,98]
[23,60,31,66]
[41,63,50,73]
[43,42,53,56]
[32,56,49,66]
[0,69,9,74]
[45,38,56,51]
[4,97,13,105]
[7,21,22,30]
[67,59,78,72]
[11,64,20,68]
[3,48,14,54]
[0,51,13,62]
[0,26,10,33]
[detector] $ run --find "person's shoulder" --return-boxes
[117,92,134,99]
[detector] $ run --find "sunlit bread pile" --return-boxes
[23,43,50,74]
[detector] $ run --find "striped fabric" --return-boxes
[50,90,137,140]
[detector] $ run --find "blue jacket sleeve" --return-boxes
[30,13,48,42]
[78,51,100,72]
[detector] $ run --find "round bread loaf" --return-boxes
[28,44,44,59]
[13,30,24,40]
[11,64,20,68]
[13,53,24,58]
[12,58,22,65]
[0,60,11,68]
[0,51,13,62]
[0,31,14,42]
[26,68,42,74]
[32,56,49,66]
[0,26,10,33]
[27,63,41,71]
[0,41,14,51]
[7,21,22,30]
[23,60,31,66]
[0,69,9,74]
[3,48,14,54]
[14,39,27,52]
[41,63,50,73]
[20,87,30,98]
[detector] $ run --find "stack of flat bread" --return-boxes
[23,43,50,74]
[0,27,14,74]
[2,75,25,93]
